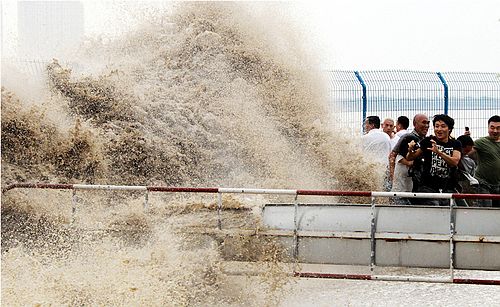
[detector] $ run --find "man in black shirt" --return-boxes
[407,114,462,206]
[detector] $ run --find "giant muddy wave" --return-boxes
[1,2,383,306]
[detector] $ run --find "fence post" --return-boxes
[354,71,367,133]
[437,72,449,115]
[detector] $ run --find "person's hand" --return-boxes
[408,140,416,151]
[429,139,440,154]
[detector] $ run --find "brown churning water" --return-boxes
[1,2,384,305]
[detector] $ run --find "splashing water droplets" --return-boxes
[2,2,383,305]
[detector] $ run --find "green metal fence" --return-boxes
[328,70,500,138]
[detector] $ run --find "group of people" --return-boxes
[362,114,500,207]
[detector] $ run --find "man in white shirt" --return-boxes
[362,115,392,167]
[382,118,395,140]
[391,116,411,149]
[388,116,411,184]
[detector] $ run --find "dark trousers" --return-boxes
[475,182,500,207]
[411,185,453,206]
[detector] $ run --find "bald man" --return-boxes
[390,114,430,203]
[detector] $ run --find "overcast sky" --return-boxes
[295,0,500,72]
[2,0,500,72]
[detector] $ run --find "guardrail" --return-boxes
[3,182,500,285]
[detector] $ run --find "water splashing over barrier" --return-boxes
[3,2,498,305]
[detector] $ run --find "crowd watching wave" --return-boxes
[362,114,500,207]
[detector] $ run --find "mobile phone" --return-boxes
[465,127,469,131]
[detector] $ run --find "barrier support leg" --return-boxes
[71,189,77,224]
[143,190,149,212]
[217,192,222,230]
[370,196,377,272]
[449,198,456,281]
[293,195,299,261]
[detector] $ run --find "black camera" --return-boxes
[413,142,421,150]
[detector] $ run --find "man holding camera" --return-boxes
[390,114,430,203]
[407,114,462,206]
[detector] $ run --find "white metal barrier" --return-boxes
[3,182,500,285]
